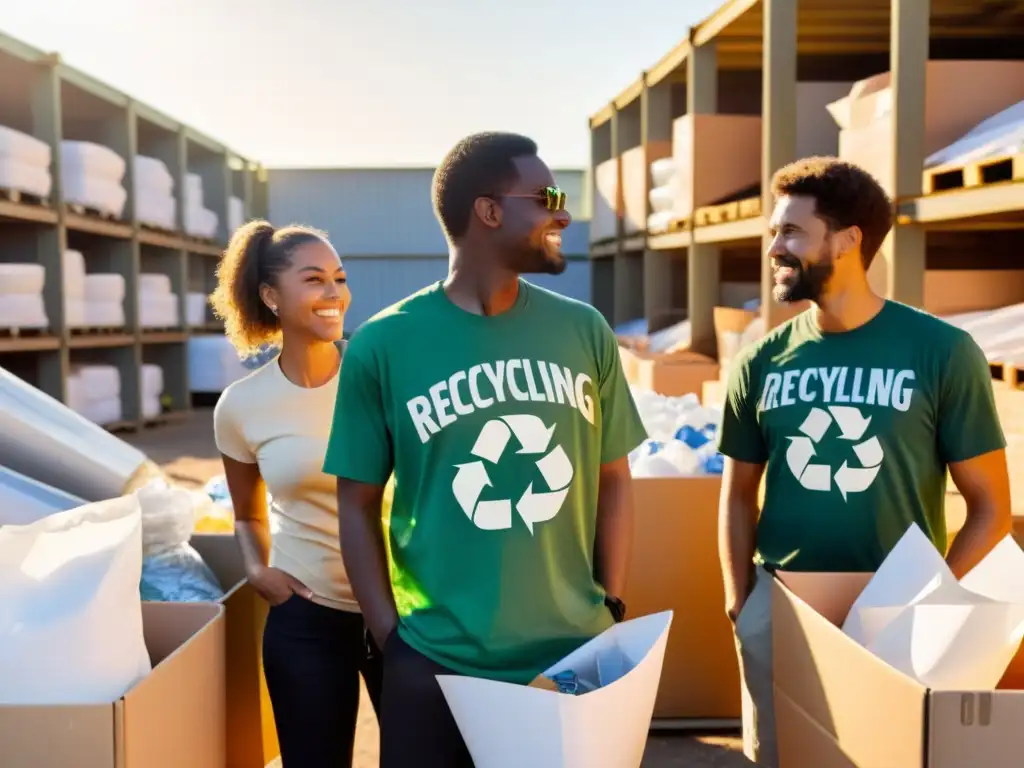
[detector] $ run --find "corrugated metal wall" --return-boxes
[267,167,593,328]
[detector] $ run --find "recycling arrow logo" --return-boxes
[785,405,883,501]
[452,414,574,534]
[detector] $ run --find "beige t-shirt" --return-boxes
[213,353,357,612]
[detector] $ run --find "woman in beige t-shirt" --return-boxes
[210,220,380,767]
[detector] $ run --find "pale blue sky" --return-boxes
[3,0,721,169]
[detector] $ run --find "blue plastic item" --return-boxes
[140,544,225,602]
[675,425,710,450]
[704,454,725,475]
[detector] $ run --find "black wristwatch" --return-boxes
[605,595,627,623]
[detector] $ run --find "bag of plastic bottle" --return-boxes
[134,479,225,602]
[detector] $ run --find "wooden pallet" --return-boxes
[693,196,762,228]
[0,187,50,207]
[186,234,219,246]
[0,326,49,339]
[923,152,1024,195]
[69,325,125,335]
[649,216,690,235]
[65,202,121,221]
[991,361,1023,390]
[140,223,178,235]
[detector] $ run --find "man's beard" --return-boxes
[509,244,566,275]
[772,245,835,304]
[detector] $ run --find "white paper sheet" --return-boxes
[843,524,1024,690]
[437,610,673,768]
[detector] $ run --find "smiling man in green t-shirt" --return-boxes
[322,132,647,768]
[717,156,1013,767]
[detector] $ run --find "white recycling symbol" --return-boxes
[785,405,884,501]
[452,414,574,534]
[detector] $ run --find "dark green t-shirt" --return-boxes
[322,279,648,683]
[717,300,1006,572]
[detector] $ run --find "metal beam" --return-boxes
[687,41,721,356]
[693,0,760,47]
[879,0,930,308]
[760,0,798,330]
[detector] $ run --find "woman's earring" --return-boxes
[270,306,278,316]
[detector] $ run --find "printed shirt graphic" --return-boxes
[717,300,1006,573]
[322,280,648,684]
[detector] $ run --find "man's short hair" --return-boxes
[771,157,894,267]
[432,132,538,241]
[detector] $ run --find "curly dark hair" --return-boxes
[209,219,328,357]
[432,131,538,242]
[770,157,893,267]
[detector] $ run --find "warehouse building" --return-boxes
[267,167,592,328]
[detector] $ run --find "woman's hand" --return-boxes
[248,564,314,606]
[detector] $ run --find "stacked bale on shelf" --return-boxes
[183,173,218,239]
[138,273,179,329]
[0,125,53,201]
[133,155,176,230]
[0,264,48,333]
[186,291,208,327]
[646,158,678,234]
[67,363,121,425]
[60,140,127,218]
[227,195,244,234]
[141,363,165,419]
[83,271,127,329]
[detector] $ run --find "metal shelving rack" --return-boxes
[588,0,1024,360]
[0,32,269,431]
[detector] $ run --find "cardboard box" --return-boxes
[670,114,762,218]
[828,60,1024,199]
[191,533,281,768]
[622,477,741,719]
[0,601,226,768]
[773,571,1024,767]
[634,350,720,398]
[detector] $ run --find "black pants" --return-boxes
[379,630,475,768]
[263,595,383,768]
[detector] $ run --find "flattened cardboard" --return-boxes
[0,601,225,768]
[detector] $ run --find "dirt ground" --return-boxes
[125,380,1024,768]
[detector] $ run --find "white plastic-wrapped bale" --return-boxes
[0,264,48,330]
[184,172,219,238]
[186,291,208,326]
[60,140,128,217]
[133,155,176,230]
[228,195,244,234]
[141,363,164,419]
[0,124,53,200]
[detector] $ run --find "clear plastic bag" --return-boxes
[133,479,225,602]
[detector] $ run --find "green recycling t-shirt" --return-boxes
[717,300,1006,573]
[322,279,648,683]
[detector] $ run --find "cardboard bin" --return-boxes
[634,350,720,398]
[773,571,1024,767]
[0,601,226,768]
[191,533,281,768]
[622,476,741,720]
